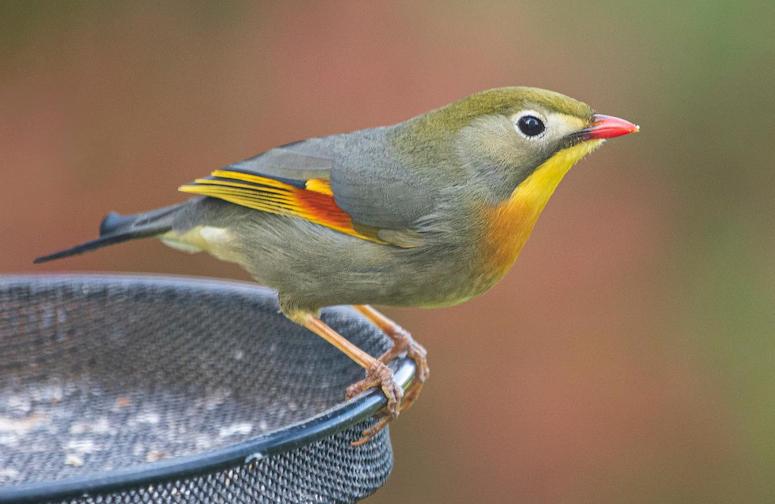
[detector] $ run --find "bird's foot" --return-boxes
[377,326,429,414]
[346,360,403,446]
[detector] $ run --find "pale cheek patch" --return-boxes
[547,113,588,139]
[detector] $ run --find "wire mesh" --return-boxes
[0,275,410,503]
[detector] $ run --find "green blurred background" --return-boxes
[2,1,774,502]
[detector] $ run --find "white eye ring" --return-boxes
[512,110,547,139]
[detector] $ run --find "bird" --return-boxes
[35,86,638,445]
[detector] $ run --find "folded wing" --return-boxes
[178,168,384,243]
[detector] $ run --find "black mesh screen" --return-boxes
[0,275,400,503]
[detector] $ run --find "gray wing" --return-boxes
[225,129,435,238]
[228,138,334,181]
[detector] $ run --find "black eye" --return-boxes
[517,115,545,137]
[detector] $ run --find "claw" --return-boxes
[374,327,429,415]
[402,335,429,384]
[346,361,403,445]
[347,306,431,445]
[351,416,391,447]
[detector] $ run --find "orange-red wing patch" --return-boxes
[178,169,383,243]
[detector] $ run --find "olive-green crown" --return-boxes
[410,86,593,135]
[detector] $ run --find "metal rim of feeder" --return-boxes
[0,274,416,504]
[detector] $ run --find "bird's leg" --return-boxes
[294,313,404,446]
[353,305,429,415]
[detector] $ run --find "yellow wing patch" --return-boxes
[178,169,383,243]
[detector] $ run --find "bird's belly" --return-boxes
[362,244,514,309]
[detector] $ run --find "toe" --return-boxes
[408,343,430,383]
[351,416,390,447]
[381,376,403,418]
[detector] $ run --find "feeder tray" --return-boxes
[0,274,414,503]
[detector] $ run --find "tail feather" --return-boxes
[33,230,162,264]
[34,203,184,264]
[99,211,137,236]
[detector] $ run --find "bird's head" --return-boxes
[399,86,638,203]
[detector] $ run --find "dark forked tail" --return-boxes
[33,203,185,264]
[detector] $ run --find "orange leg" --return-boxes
[300,314,403,446]
[353,305,429,415]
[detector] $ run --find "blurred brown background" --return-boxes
[2,1,774,502]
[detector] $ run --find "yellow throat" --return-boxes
[483,139,605,276]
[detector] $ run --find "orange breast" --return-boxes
[479,193,546,283]
[476,139,604,284]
